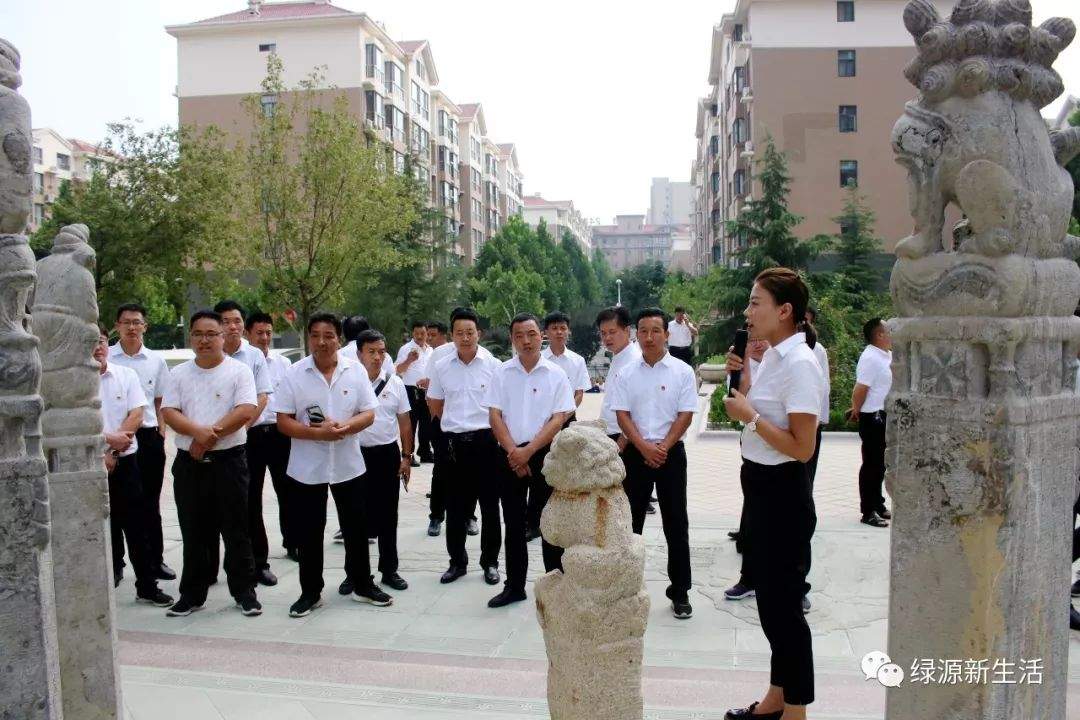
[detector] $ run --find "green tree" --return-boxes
[716,135,827,315]
[832,184,883,295]
[32,122,247,342]
[240,54,416,341]
[614,261,667,311]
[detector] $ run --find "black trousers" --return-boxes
[134,426,166,567]
[362,442,402,575]
[858,411,887,516]
[445,429,502,571]
[429,416,448,521]
[1072,489,1079,563]
[622,442,691,603]
[742,459,816,706]
[245,423,294,565]
[669,345,693,366]
[109,454,159,596]
[498,444,561,593]
[406,385,432,459]
[173,447,256,603]
[806,425,823,488]
[292,476,370,596]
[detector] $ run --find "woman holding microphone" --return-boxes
[722,267,824,720]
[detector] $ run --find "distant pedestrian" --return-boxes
[667,306,698,366]
[849,318,892,528]
[395,321,434,466]
[421,321,451,536]
[161,311,261,618]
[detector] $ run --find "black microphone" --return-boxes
[728,327,749,397]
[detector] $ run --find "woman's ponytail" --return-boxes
[800,319,818,349]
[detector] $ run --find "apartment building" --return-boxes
[591,215,689,272]
[692,0,952,269]
[498,144,524,222]
[647,177,692,226]
[30,128,112,234]
[521,195,591,253]
[1049,94,1079,130]
[166,0,523,265]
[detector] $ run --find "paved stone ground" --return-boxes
[114,387,1080,719]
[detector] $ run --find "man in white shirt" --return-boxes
[110,302,175,581]
[212,300,275,585]
[96,327,173,608]
[339,315,396,376]
[420,321,451,536]
[356,329,413,593]
[849,317,893,528]
[485,313,575,608]
[395,321,435,466]
[534,310,591,540]
[244,312,296,566]
[161,310,261,618]
[610,308,698,619]
[427,307,504,588]
[273,313,390,618]
[597,306,641,448]
[667,306,698,367]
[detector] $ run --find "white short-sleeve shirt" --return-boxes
[601,342,642,435]
[741,332,825,465]
[609,351,698,443]
[668,319,693,348]
[541,347,591,393]
[273,356,379,484]
[423,341,493,379]
[395,340,434,387]
[426,349,500,433]
[255,351,293,426]
[107,342,169,428]
[359,372,411,447]
[99,363,149,457]
[482,356,576,446]
[162,356,258,452]
[812,342,831,425]
[230,339,274,397]
[339,340,395,376]
[855,345,893,414]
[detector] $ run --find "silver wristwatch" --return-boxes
[746,412,761,433]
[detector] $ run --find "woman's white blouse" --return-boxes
[740,332,825,466]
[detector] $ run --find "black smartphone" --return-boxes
[306,404,325,424]
[728,327,749,398]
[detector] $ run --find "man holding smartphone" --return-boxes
[356,329,413,593]
[273,314,390,618]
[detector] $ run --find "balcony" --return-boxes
[740,85,753,104]
[740,141,755,159]
[365,65,384,83]
[385,82,406,105]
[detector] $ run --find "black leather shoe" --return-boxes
[440,565,466,584]
[724,702,783,720]
[155,562,177,581]
[524,526,541,542]
[410,456,420,468]
[727,531,740,541]
[1071,604,1080,631]
[877,507,892,520]
[338,577,355,596]
[285,547,300,562]
[645,503,657,515]
[483,566,500,585]
[381,573,408,591]
[861,512,889,528]
[487,587,527,608]
[256,567,278,586]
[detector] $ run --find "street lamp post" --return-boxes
[615,278,622,307]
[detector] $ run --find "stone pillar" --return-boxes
[32,224,120,719]
[0,37,63,720]
[886,2,1080,718]
[534,423,649,720]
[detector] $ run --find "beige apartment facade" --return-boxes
[522,195,591,253]
[693,0,952,270]
[166,0,523,266]
[30,128,111,234]
[592,215,688,272]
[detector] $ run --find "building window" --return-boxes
[365,44,384,81]
[33,172,43,192]
[258,43,276,52]
[414,58,427,82]
[56,153,70,171]
[33,203,44,225]
[33,146,43,164]
[733,117,748,144]
[260,94,277,118]
[710,172,720,194]
[840,160,858,187]
[838,50,856,77]
[734,169,747,195]
[733,23,743,41]
[837,1,855,22]
[365,90,385,127]
[839,105,857,132]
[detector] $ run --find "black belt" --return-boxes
[249,423,277,433]
[178,445,245,463]
[446,428,490,442]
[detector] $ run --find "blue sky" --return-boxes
[7,0,1078,223]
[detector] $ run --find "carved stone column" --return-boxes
[33,224,120,719]
[886,2,1080,718]
[0,38,63,720]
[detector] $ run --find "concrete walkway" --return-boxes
[114,387,1080,718]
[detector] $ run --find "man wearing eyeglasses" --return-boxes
[161,310,261,618]
[109,302,176,582]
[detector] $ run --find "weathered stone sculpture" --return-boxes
[32,223,121,719]
[0,37,63,720]
[886,1,1080,718]
[535,423,649,720]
